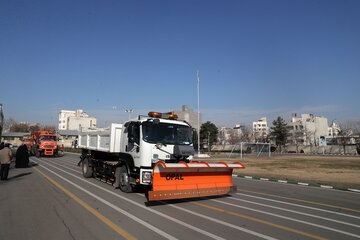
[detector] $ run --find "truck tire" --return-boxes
[118,165,133,193]
[82,157,93,178]
[113,167,121,189]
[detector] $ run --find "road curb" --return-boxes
[235,175,360,193]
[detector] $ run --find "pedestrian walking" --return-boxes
[15,144,29,168]
[0,143,12,180]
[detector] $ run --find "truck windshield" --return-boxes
[39,136,56,141]
[142,122,192,145]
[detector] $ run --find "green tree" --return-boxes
[200,121,218,150]
[270,117,288,152]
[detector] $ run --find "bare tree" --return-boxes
[240,126,251,142]
[342,120,360,144]
[29,124,40,134]
[228,132,240,145]
[337,129,351,154]
[3,117,17,131]
[10,123,30,132]
[41,125,56,132]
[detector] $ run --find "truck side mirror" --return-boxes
[128,125,135,143]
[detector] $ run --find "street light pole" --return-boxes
[125,109,134,120]
[208,132,210,152]
[197,70,200,156]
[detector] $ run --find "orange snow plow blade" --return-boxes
[148,161,245,201]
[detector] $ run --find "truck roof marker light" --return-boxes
[148,112,161,118]
[168,114,178,120]
[148,111,178,120]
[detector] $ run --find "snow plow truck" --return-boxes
[78,112,244,201]
[31,131,59,157]
[22,135,34,152]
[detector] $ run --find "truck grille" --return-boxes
[44,145,55,149]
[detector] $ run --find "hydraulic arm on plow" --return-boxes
[78,111,245,201]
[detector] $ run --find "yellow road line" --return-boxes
[34,167,136,240]
[193,202,327,240]
[239,189,360,213]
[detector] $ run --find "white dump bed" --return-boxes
[78,124,123,153]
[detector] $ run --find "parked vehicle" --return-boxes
[78,111,244,201]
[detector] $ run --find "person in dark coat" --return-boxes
[15,144,29,168]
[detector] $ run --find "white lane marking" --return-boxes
[40,159,82,174]
[34,161,178,240]
[227,197,360,229]
[34,159,226,240]
[53,159,78,167]
[56,156,79,165]
[211,199,360,239]
[41,156,79,165]
[234,177,360,195]
[164,202,278,240]
[236,193,360,220]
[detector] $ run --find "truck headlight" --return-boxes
[142,171,152,183]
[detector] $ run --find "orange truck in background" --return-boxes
[22,136,33,152]
[31,131,59,157]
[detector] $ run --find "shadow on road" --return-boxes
[144,194,231,207]
[8,172,32,180]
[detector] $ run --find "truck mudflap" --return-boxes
[148,161,245,201]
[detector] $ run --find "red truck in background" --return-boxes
[31,131,59,157]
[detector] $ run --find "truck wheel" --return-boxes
[118,165,132,193]
[113,167,121,189]
[82,157,93,178]
[35,149,40,158]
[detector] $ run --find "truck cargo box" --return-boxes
[78,124,123,153]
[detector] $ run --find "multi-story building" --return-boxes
[252,117,269,137]
[58,109,96,131]
[218,124,247,145]
[288,113,329,145]
[172,105,201,132]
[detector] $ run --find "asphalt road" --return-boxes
[1,153,360,240]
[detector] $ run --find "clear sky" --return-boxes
[1,0,359,128]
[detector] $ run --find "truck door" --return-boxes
[127,122,141,163]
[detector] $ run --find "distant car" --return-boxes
[8,143,18,157]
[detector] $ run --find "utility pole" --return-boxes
[125,109,134,120]
[197,70,200,156]
[208,132,210,152]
